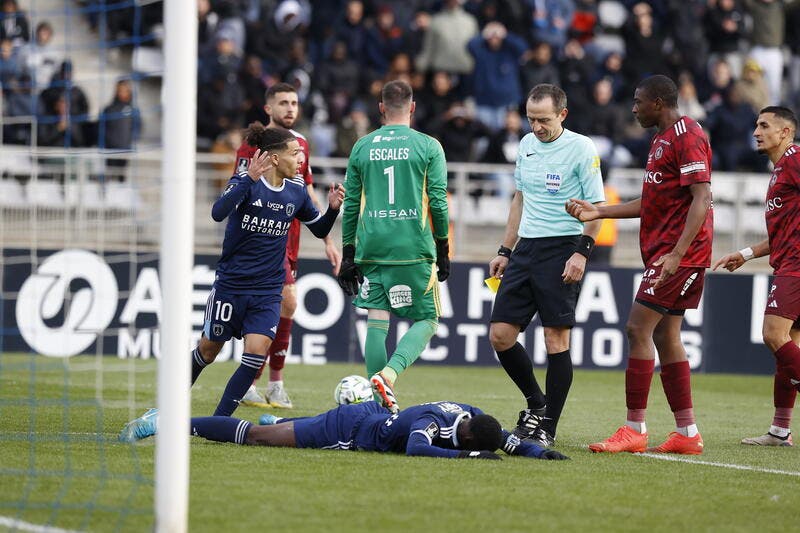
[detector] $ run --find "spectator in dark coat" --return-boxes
[520,41,560,94]
[621,2,667,87]
[99,80,141,178]
[704,85,760,171]
[365,5,405,77]
[414,70,458,133]
[2,73,33,145]
[467,22,528,131]
[0,0,29,46]
[333,0,369,66]
[37,94,86,148]
[704,0,745,76]
[315,39,361,123]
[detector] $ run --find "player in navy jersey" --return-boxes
[714,106,800,447]
[236,83,341,409]
[190,127,345,417]
[119,401,570,460]
[567,75,713,455]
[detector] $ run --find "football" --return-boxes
[334,375,373,405]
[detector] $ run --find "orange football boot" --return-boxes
[647,432,704,455]
[588,425,648,453]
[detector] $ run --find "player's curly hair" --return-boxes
[244,121,268,148]
[245,124,295,153]
[464,414,503,452]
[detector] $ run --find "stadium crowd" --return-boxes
[3,0,800,177]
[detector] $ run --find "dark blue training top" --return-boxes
[211,172,319,294]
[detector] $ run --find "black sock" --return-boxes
[191,347,207,385]
[542,350,573,435]
[496,342,545,409]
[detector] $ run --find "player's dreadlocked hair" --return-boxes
[464,414,503,452]
[244,121,268,148]
[251,126,296,153]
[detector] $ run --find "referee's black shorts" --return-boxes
[490,235,582,330]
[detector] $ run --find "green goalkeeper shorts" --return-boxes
[353,262,440,320]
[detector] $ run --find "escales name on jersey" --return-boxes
[369,147,411,161]
[241,214,291,235]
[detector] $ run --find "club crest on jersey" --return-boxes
[424,422,439,440]
[545,173,561,194]
[286,203,295,216]
[236,157,249,173]
[770,172,778,187]
[654,146,664,160]
[389,285,413,308]
[213,324,224,337]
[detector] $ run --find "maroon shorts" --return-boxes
[635,264,705,311]
[283,255,297,285]
[765,275,800,327]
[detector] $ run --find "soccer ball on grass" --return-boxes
[334,375,374,405]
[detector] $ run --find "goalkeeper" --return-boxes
[119,401,569,461]
[337,80,450,414]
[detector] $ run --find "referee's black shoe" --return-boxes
[529,427,555,447]
[512,407,546,439]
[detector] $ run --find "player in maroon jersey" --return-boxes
[566,75,713,454]
[713,106,800,447]
[234,82,342,409]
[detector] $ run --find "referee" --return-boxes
[488,84,605,447]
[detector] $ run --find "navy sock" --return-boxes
[542,350,573,436]
[496,342,546,409]
[213,352,266,416]
[191,416,252,444]
[191,347,207,385]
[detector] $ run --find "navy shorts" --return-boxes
[490,236,582,330]
[293,401,384,450]
[203,285,282,342]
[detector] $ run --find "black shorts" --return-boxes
[490,235,582,330]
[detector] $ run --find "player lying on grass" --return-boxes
[119,400,569,460]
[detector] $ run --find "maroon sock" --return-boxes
[625,358,654,417]
[775,341,800,386]
[660,361,694,425]
[267,317,292,381]
[773,361,798,429]
[253,317,292,383]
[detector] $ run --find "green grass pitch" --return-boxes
[2,352,800,532]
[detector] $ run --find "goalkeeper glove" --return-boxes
[457,450,501,460]
[337,244,363,296]
[435,238,450,282]
[540,449,570,460]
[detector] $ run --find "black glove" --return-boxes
[435,238,450,282]
[540,449,570,460]
[337,244,363,296]
[457,450,501,460]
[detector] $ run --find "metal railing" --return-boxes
[0,145,771,268]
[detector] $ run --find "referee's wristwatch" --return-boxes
[497,245,512,258]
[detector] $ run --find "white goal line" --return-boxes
[0,516,82,533]
[637,452,800,477]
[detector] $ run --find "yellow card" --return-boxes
[484,277,501,293]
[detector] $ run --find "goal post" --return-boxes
[156,0,197,530]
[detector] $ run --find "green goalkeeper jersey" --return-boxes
[342,124,449,265]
